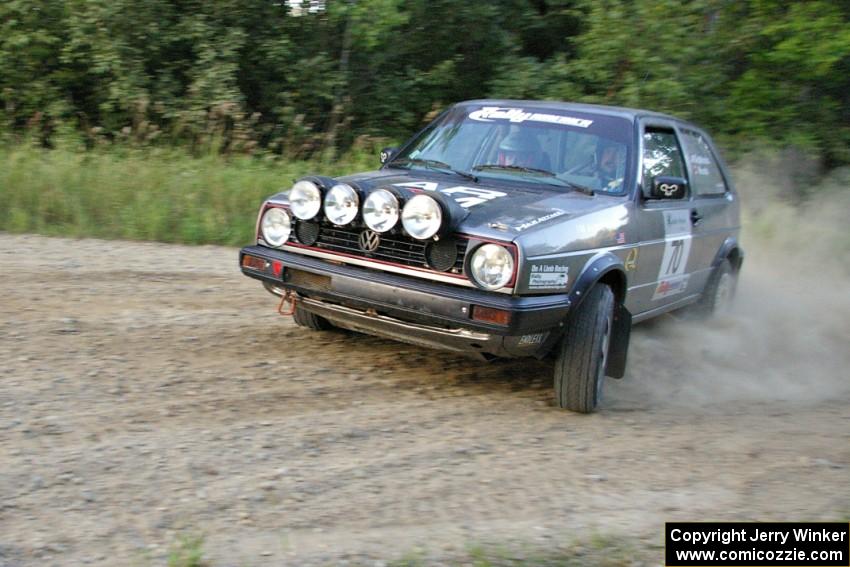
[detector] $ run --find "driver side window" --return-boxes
[642,128,686,185]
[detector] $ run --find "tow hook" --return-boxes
[277,290,297,316]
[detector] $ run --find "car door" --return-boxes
[627,122,699,315]
[677,126,740,294]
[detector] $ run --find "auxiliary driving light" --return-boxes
[260,207,291,247]
[362,189,400,233]
[289,180,322,220]
[323,183,359,225]
[401,194,443,240]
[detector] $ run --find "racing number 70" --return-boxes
[666,239,685,275]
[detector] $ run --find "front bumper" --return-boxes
[240,245,571,357]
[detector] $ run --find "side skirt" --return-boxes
[630,293,701,324]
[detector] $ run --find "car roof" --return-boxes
[456,99,686,125]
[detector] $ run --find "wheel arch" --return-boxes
[713,237,745,273]
[568,251,627,309]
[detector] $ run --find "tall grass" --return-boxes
[0,142,380,246]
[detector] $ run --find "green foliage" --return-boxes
[722,1,850,167]
[0,0,849,168]
[493,0,850,170]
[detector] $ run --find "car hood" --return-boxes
[337,168,623,242]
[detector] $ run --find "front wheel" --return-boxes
[696,259,737,317]
[292,305,333,331]
[553,284,615,413]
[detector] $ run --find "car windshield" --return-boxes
[389,105,634,195]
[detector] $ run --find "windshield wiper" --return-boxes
[472,164,595,195]
[561,180,595,196]
[473,163,558,177]
[389,158,478,182]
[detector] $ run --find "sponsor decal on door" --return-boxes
[652,209,692,300]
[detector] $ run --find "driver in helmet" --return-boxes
[596,139,626,192]
[497,131,548,170]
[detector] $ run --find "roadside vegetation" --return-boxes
[1,1,847,247]
[0,142,379,246]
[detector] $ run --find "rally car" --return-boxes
[239,100,743,412]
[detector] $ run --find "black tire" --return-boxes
[696,259,737,317]
[554,284,615,413]
[292,305,333,331]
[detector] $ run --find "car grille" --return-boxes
[289,221,467,274]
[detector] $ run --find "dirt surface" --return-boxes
[1,233,849,566]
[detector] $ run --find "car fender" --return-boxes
[567,252,631,379]
[712,236,745,272]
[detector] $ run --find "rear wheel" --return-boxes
[553,284,615,413]
[292,305,333,331]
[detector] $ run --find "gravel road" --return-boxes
[1,233,848,566]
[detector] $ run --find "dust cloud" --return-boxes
[608,158,850,410]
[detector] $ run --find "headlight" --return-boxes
[324,183,359,225]
[469,244,514,290]
[401,194,443,240]
[261,207,291,247]
[289,180,322,220]
[362,189,400,233]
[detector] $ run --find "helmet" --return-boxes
[497,131,541,167]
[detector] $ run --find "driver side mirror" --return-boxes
[647,176,688,200]
[379,147,397,165]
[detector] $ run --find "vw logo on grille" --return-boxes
[358,229,381,252]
